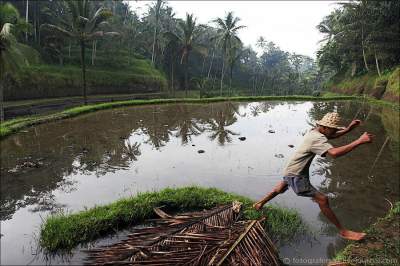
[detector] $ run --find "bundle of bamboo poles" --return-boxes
[85,202,281,265]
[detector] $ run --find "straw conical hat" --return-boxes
[316,112,345,129]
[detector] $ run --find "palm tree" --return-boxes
[150,0,164,66]
[41,0,119,105]
[339,1,371,72]
[0,3,27,122]
[165,13,205,97]
[227,42,246,95]
[316,10,342,45]
[212,12,245,96]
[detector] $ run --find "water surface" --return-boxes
[1,101,399,265]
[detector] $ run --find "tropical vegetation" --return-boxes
[3,0,335,104]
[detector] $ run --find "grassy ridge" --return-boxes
[6,64,167,100]
[0,95,359,140]
[325,66,400,103]
[40,186,306,251]
[333,201,400,265]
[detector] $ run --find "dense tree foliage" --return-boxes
[0,2,29,120]
[317,0,400,78]
[7,0,394,99]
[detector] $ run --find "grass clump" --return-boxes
[40,186,306,252]
[333,201,400,266]
[383,67,400,100]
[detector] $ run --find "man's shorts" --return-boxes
[283,175,317,197]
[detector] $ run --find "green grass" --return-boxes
[324,66,400,103]
[23,64,167,87]
[334,201,400,265]
[0,95,361,140]
[386,67,400,96]
[322,92,400,109]
[39,186,307,251]
[7,63,167,100]
[4,92,165,108]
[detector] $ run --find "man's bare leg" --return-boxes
[313,192,366,241]
[253,181,288,210]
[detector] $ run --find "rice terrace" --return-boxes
[0,1,399,265]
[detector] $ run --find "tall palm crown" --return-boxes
[212,12,245,94]
[212,12,245,55]
[42,1,117,41]
[316,9,342,45]
[41,0,118,104]
[166,13,202,64]
[165,13,205,95]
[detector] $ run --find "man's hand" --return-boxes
[328,131,374,158]
[349,119,361,129]
[358,132,374,144]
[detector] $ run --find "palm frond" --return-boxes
[40,23,74,38]
[0,23,12,37]
[85,203,281,266]
[86,7,112,33]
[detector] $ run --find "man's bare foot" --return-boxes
[339,229,366,241]
[252,202,264,211]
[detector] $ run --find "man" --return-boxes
[253,112,374,241]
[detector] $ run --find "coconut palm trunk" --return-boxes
[184,55,189,97]
[171,62,175,97]
[151,26,157,65]
[374,50,381,77]
[80,40,87,105]
[207,48,215,79]
[25,0,29,42]
[361,27,369,72]
[229,65,233,96]
[91,40,97,66]
[220,57,225,96]
[0,81,4,122]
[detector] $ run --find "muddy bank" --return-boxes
[333,202,399,266]
[327,67,400,104]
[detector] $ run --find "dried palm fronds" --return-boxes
[85,202,281,266]
[85,203,241,264]
[208,220,280,266]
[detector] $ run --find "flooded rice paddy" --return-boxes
[1,101,399,265]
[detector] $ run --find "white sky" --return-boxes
[127,1,340,58]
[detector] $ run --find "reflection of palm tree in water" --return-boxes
[122,141,141,161]
[250,105,261,117]
[206,104,239,145]
[140,109,174,149]
[174,106,204,144]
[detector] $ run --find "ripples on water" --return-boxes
[1,101,399,265]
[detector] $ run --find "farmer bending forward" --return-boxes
[253,112,374,241]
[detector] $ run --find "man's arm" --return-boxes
[329,120,361,139]
[326,132,374,158]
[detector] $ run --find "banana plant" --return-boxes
[0,3,27,122]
